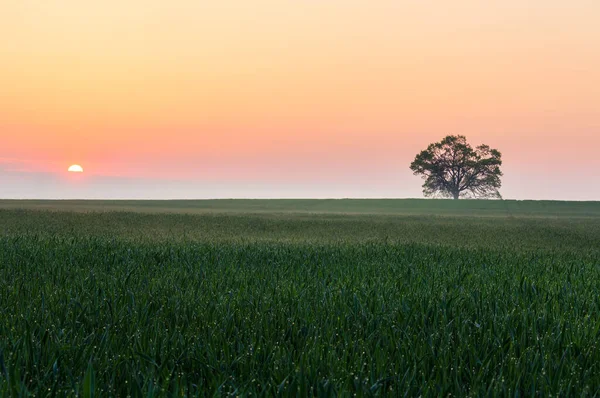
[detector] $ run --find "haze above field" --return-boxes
[2,1,599,200]
[2,199,600,220]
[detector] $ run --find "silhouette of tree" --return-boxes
[410,135,502,199]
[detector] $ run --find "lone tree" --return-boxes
[410,135,503,199]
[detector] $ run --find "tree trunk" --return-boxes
[453,192,460,200]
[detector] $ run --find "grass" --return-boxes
[1,199,599,396]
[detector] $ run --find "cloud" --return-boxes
[0,158,41,173]
[0,168,411,199]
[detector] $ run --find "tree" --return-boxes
[410,135,503,200]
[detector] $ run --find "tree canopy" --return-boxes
[410,135,503,199]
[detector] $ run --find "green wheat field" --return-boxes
[1,199,600,396]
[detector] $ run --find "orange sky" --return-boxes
[1,1,599,199]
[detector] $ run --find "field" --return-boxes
[1,199,600,396]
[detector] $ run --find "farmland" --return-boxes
[1,199,600,396]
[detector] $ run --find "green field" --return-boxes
[1,200,600,396]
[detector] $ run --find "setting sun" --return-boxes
[68,165,84,173]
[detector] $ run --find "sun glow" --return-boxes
[68,164,84,173]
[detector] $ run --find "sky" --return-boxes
[1,1,599,200]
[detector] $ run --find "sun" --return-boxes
[68,164,84,173]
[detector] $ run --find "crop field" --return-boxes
[1,199,600,396]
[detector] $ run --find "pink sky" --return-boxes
[1,1,599,199]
